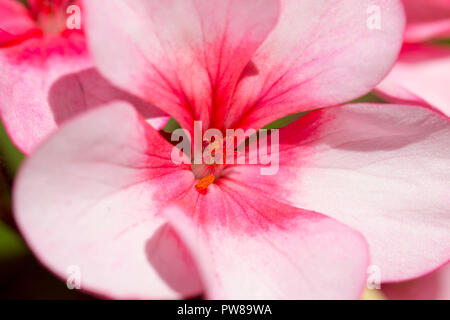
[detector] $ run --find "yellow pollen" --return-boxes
[195,173,215,193]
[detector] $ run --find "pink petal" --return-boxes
[229,103,450,282]
[0,0,38,44]
[0,4,168,155]
[376,43,450,117]
[224,0,405,130]
[383,262,450,300]
[14,102,201,299]
[83,0,279,132]
[163,181,369,299]
[403,0,450,42]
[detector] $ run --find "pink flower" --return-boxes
[0,0,168,154]
[383,263,450,300]
[11,0,450,299]
[376,0,450,117]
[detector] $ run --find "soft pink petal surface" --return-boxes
[225,0,405,130]
[403,0,450,42]
[84,0,279,133]
[0,1,168,154]
[229,103,450,282]
[383,262,450,300]
[14,102,201,299]
[376,43,450,117]
[164,181,369,299]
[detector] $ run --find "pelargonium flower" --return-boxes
[11,0,450,299]
[376,0,450,117]
[0,0,167,154]
[383,262,450,300]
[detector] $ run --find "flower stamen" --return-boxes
[195,173,215,194]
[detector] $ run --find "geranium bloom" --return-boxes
[0,0,167,154]
[11,0,450,299]
[376,0,450,117]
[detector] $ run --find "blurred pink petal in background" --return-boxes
[376,0,450,117]
[403,0,450,42]
[0,0,168,154]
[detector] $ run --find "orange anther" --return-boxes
[195,173,215,193]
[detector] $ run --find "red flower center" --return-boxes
[191,136,237,193]
[30,0,73,35]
